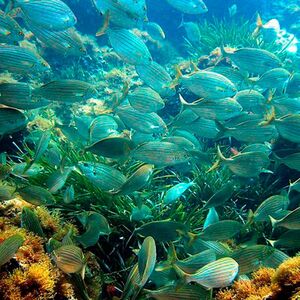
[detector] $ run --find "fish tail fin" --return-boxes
[256,13,263,28]
[178,14,184,29]
[215,120,230,140]
[252,13,263,37]
[207,145,225,173]
[217,145,227,161]
[269,215,278,227]
[169,65,182,88]
[178,94,190,107]
[247,209,255,225]
[266,239,276,247]
[191,61,199,73]
[96,11,110,36]
[220,44,228,57]
[260,106,276,126]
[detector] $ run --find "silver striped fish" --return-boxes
[0,9,24,44]
[223,47,281,75]
[131,141,192,167]
[0,44,50,74]
[128,87,165,113]
[136,61,175,97]
[26,19,86,56]
[117,104,167,134]
[33,80,97,102]
[179,70,237,100]
[93,0,146,29]
[184,257,238,289]
[0,107,27,135]
[165,0,208,15]
[180,94,242,121]
[108,29,152,65]
[16,0,77,30]
[0,83,49,109]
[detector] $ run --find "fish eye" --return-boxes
[19,31,23,36]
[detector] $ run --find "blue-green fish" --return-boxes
[163,181,194,205]
[165,0,208,15]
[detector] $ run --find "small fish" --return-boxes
[231,245,275,274]
[117,104,167,134]
[117,164,154,195]
[285,72,300,98]
[0,82,49,110]
[78,161,127,192]
[272,95,300,117]
[274,152,300,172]
[175,249,216,274]
[89,115,119,142]
[179,20,201,45]
[263,111,300,144]
[138,236,156,286]
[0,9,24,44]
[136,220,188,242]
[222,46,281,75]
[25,21,86,56]
[146,284,210,300]
[18,185,55,206]
[0,107,27,136]
[131,204,153,221]
[213,146,271,178]
[128,87,165,113]
[93,0,146,29]
[145,22,165,40]
[228,4,237,17]
[204,181,235,209]
[183,232,232,257]
[234,89,266,115]
[21,207,44,237]
[135,61,175,97]
[179,94,242,121]
[183,257,238,289]
[163,181,194,205]
[53,245,86,275]
[252,194,289,222]
[165,0,208,15]
[131,141,192,167]
[176,68,237,100]
[270,207,300,230]
[33,80,97,103]
[203,207,219,230]
[0,234,24,267]
[268,230,300,249]
[47,166,75,194]
[107,28,152,65]
[75,211,111,248]
[15,0,77,30]
[250,68,290,89]
[63,185,75,204]
[86,136,135,159]
[199,220,243,241]
[0,44,50,74]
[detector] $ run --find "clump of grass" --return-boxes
[186,17,287,59]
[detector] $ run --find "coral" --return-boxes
[0,260,58,300]
[216,259,300,300]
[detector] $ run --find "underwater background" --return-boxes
[0,0,300,299]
